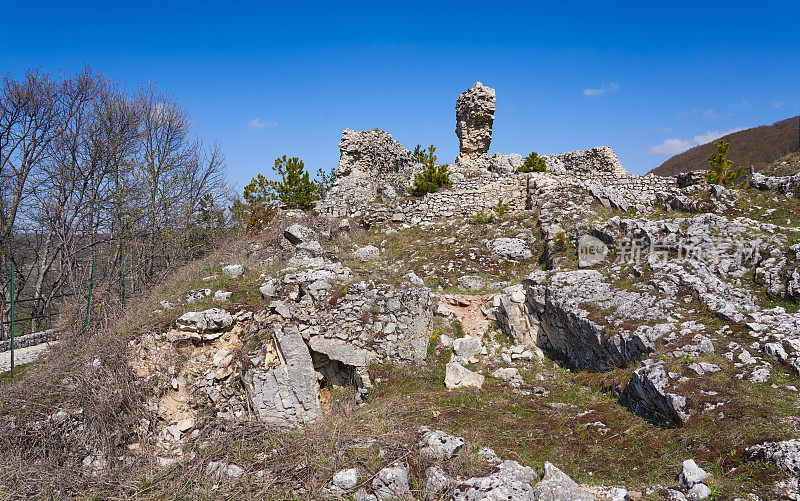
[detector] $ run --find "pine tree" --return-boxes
[409,145,451,197]
[271,155,320,209]
[705,140,745,187]
[231,155,328,233]
[518,152,547,173]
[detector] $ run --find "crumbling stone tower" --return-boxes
[455,81,496,167]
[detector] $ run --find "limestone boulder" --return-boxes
[445,361,484,389]
[532,462,595,501]
[176,308,233,338]
[486,238,533,261]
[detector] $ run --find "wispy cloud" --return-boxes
[773,101,785,109]
[702,108,718,118]
[583,82,620,96]
[248,118,278,129]
[678,108,701,117]
[648,128,745,155]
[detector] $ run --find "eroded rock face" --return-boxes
[242,325,322,426]
[522,270,674,370]
[623,360,691,425]
[456,82,495,167]
[542,146,627,176]
[325,128,416,205]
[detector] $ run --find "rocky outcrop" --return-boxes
[622,360,691,425]
[176,308,234,340]
[489,153,523,174]
[242,324,322,426]
[521,270,673,370]
[452,458,538,500]
[417,426,465,461]
[746,439,800,477]
[455,82,495,167]
[542,146,627,176]
[324,128,416,206]
[751,171,800,193]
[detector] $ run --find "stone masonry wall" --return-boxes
[320,168,678,226]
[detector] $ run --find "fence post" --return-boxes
[84,260,95,333]
[120,255,125,308]
[10,262,15,378]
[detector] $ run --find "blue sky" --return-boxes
[2,0,798,185]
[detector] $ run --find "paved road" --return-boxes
[0,342,53,373]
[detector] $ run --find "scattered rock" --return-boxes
[353,245,380,262]
[372,463,412,500]
[322,468,360,498]
[452,459,537,500]
[532,462,595,500]
[458,275,487,290]
[424,465,453,500]
[417,426,465,461]
[445,361,484,389]
[453,337,482,357]
[486,238,533,261]
[222,264,244,278]
[677,459,709,489]
[746,439,800,477]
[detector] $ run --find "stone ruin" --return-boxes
[316,81,668,225]
[455,81,496,168]
[542,146,627,176]
[323,128,417,206]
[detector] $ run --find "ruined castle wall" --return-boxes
[320,170,678,225]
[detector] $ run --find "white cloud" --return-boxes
[248,118,278,129]
[702,108,718,118]
[660,126,674,133]
[773,101,785,109]
[648,128,745,155]
[583,82,620,96]
[649,138,694,155]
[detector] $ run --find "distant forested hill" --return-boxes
[649,116,799,176]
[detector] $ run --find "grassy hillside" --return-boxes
[759,151,800,176]
[650,116,799,176]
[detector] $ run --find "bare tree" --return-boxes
[0,67,229,337]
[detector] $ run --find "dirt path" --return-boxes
[0,342,53,373]
[437,294,494,337]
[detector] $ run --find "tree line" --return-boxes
[0,67,228,336]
